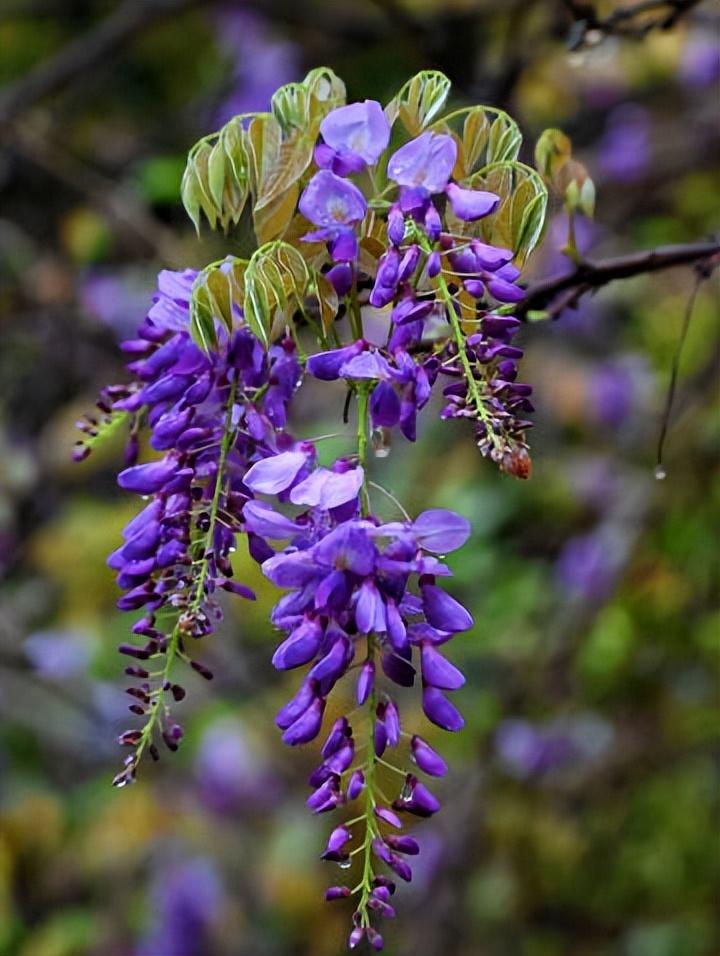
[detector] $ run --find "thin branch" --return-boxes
[518,240,720,318]
[0,0,205,127]
[562,0,706,49]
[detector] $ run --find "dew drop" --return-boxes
[339,859,353,870]
[654,465,667,481]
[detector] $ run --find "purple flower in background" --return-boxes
[299,171,368,261]
[24,629,92,679]
[554,531,619,603]
[79,270,154,341]
[212,8,299,124]
[195,718,279,813]
[496,715,613,780]
[597,105,651,184]
[316,100,391,175]
[588,355,649,428]
[495,719,574,778]
[137,857,222,956]
[679,32,720,89]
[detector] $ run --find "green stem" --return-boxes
[435,271,501,452]
[132,377,238,766]
[353,379,379,925]
[349,283,364,341]
[356,385,371,515]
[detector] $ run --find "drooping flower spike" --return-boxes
[77,67,549,946]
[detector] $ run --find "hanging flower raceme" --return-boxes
[79,270,304,785]
[76,67,550,946]
[244,467,472,948]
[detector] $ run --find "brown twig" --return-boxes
[562,0,706,49]
[0,0,205,128]
[518,240,720,318]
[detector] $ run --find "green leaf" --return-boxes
[534,127,572,181]
[181,67,346,236]
[386,70,452,135]
[189,257,249,350]
[271,67,346,132]
[244,241,311,347]
[207,139,227,211]
[435,105,522,177]
[487,113,523,164]
[463,161,548,264]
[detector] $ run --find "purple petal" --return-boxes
[282,697,325,745]
[243,500,301,538]
[329,228,359,263]
[422,686,464,732]
[422,583,473,632]
[370,381,401,428]
[356,580,387,634]
[486,277,525,303]
[470,240,513,271]
[320,100,390,165]
[410,735,448,776]
[272,618,323,670]
[290,467,364,510]
[299,170,367,226]
[306,341,364,381]
[356,660,376,705]
[118,459,176,494]
[339,350,393,381]
[413,509,471,553]
[445,183,500,221]
[326,263,354,298]
[387,132,457,193]
[314,523,377,576]
[276,679,318,730]
[244,450,308,494]
[420,643,465,690]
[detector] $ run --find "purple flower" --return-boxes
[137,858,222,956]
[387,132,457,193]
[244,449,309,494]
[597,105,651,184]
[212,9,299,124]
[445,182,500,221]
[24,629,92,680]
[195,718,278,812]
[289,466,364,509]
[300,171,368,262]
[316,100,391,174]
[554,531,619,603]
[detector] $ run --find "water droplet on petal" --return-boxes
[339,859,353,870]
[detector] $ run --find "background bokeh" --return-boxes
[1,2,719,955]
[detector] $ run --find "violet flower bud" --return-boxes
[410,735,448,777]
[356,660,375,705]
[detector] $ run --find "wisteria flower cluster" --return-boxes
[77,69,548,949]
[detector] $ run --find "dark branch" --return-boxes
[561,0,705,49]
[0,0,204,127]
[518,240,720,318]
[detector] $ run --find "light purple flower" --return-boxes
[299,171,367,227]
[387,132,457,193]
[299,171,368,262]
[317,100,390,172]
[243,450,309,495]
[290,466,365,509]
[445,183,500,221]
